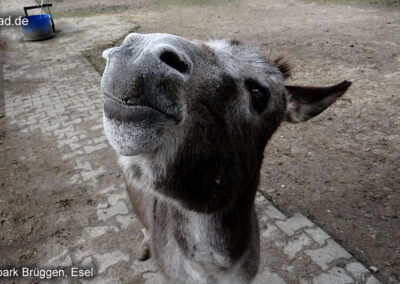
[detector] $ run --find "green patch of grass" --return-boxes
[83,48,107,75]
[53,5,129,18]
[82,26,139,75]
[151,0,235,6]
[34,1,128,18]
[305,0,400,7]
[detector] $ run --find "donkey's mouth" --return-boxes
[103,98,179,125]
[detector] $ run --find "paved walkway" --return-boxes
[1,0,380,283]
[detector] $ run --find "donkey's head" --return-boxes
[102,33,350,212]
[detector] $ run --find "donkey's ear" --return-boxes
[284,80,351,123]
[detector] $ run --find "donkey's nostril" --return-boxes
[159,50,189,74]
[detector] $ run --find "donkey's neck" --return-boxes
[169,189,257,266]
[120,152,261,281]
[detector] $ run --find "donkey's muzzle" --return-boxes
[101,33,192,125]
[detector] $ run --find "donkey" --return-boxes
[101,33,351,283]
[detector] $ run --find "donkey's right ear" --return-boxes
[284,80,352,123]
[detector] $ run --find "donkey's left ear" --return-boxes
[284,80,352,123]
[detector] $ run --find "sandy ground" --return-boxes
[121,1,400,281]
[1,0,399,282]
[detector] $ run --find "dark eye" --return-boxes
[245,79,270,114]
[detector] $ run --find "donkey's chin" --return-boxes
[103,116,162,156]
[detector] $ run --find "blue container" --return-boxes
[22,14,54,40]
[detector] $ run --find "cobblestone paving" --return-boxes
[1,0,380,283]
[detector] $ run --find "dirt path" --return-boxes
[119,0,400,282]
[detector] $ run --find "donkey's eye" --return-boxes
[251,89,262,98]
[245,79,270,114]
